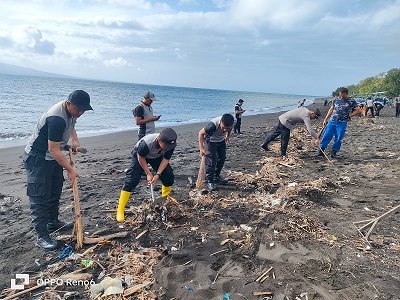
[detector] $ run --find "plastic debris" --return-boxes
[81,258,94,268]
[58,244,73,260]
[223,293,230,299]
[240,224,252,231]
[90,276,123,298]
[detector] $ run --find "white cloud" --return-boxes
[103,57,129,68]
[10,26,55,55]
[228,0,328,30]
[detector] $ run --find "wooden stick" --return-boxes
[69,148,84,249]
[83,231,129,244]
[196,156,206,190]
[210,249,229,256]
[255,266,273,282]
[123,281,153,297]
[135,229,148,240]
[278,162,295,169]
[253,291,273,296]
[1,285,43,300]
[319,146,333,165]
[365,219,379,240]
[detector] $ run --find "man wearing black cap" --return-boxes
[23,90,93,250]
[198,114,235,192]
[234,99,246,134]
[261,107,321,156]
[134,91,161,140]
[116,128,177,222]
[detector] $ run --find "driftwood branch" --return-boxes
[354,203,400,241]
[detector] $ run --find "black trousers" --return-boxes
[123,154,174,192]
[396,104,400,117]
[262,121,291,155]
[365,106,374,117]
[375,104,383,116]
[24,153,64,235]
[234,117,242,133]
[205,140,226,182]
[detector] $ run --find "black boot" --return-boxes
[36,234,59,250]
[261,142,270,151]
[47,219,73,233]
[331,150,338,158]
[207,181,216,192]
[214,175,228,185]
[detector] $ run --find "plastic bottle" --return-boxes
[223,293,230,300]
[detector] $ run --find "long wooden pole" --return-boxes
[69,148,84,249]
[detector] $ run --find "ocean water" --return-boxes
[0,74,319,148]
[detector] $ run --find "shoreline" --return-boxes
[0,99,321,150]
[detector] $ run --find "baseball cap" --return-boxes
[159,128,177,145]
[68,90,93,111]
[238,99,244,103]
[314,108,321,118]
[144,91,156,101]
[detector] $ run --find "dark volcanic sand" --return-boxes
[1,104,399,299]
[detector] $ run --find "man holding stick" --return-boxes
[318,87,362,158]
[261,107,321,156]
[23,90,92,250]
[198,114,234,192]
[116,128,177,222]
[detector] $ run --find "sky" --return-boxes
[0,0,399,95]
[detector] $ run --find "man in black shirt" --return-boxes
[233,99,245,134]
[24,90,92,250]
[198,114,234,192]
[116,128,177,222]
[133,91,161,140]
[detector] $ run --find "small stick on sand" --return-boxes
[255,266,274,283]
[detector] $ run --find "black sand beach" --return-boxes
[1,104,400,299]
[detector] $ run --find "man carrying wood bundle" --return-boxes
[23,90,93,250]
[198,114,234,192]
[116,128,177,222]
[261,107,321,156]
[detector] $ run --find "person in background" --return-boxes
[198,114,234,192]
[298,98,306,107]
[233,99,246,134]
[324,99,328,107]
[318,87,362,158]
[116,128,177,222]
[23,90,93,250]
[261,107,321,156]
[395,96,400,117]
[365,97,374,117]
[133,91,161,140]
[374,99,384,117]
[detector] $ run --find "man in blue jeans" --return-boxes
[318,87,362,158]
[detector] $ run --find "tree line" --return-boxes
[332,68,400,98]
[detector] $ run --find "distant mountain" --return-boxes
[0,62,71,78]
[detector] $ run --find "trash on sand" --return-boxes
[288,182,298,187]
[58,244,73,260]
[269,242,275,247]
[223,293,230,299]
[64,291,80,299]
[170,246,178,251]
[240,224,252,232]
[90,276,123,298]
[81,258,94,268]
[363,207,370,211]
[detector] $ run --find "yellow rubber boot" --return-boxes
[116,190,131,222]
[162,185,177,204]
[161,185,172,197]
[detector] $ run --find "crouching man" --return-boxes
[116,128,177,222]
[198,114,234,192]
